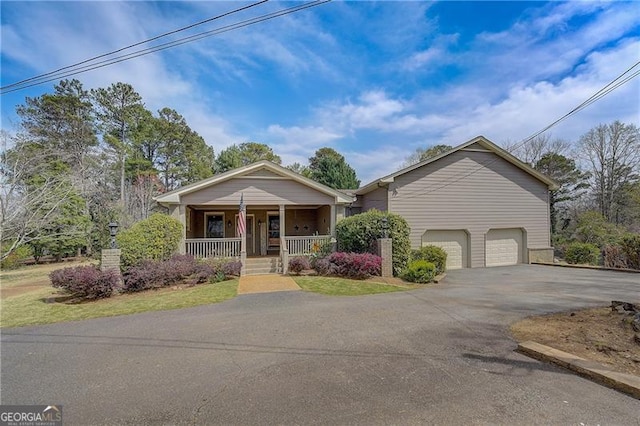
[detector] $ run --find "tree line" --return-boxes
[0,79,360,262]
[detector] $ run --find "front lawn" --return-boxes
[1,280,238,329]
[293,276,409,296]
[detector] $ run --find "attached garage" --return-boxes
[485,228,524,267]
[422,230,469,270]
[356,136,558,268]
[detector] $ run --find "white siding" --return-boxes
[389,150,550,268]
[181,178,334,206]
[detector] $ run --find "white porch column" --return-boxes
[330,204,336,237]
[240,208,247,276]
[280,204,287,274]
[169,204,186,254]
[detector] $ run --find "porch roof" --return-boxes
[154,160,355,206]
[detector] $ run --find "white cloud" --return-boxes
[404,33,459,71]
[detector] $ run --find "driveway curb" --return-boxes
[531,262,640,274]
[517,341,640,400]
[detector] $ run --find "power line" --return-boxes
[1,0,330,95]
[1,0,269,91]
[396,60,640,198]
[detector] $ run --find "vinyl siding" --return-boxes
[361,186,388,211]
[388,150,550,268]
[181,178,334,206]
[244,169,283,178]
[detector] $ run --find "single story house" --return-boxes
[155,136,557,273]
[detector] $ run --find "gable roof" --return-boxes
[154,160,354,205]
[356,135,559,195]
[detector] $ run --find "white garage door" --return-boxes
[486,228,523,267]
[422,230,468,270]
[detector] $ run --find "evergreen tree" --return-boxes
[308,147,360,190]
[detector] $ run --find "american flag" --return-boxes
[237,194,246,237]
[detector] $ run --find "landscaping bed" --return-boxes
[510,304,640,376]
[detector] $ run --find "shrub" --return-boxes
[158,254,199,285]
[336,209,410,276]
[289,256,311,274]
[122,261,164,292]
[50,266,120,299]
[573,211,625,248]
[1,244,32,270]
[402,260,436,283]
[116,213,183,268]
[603,245,628,269]
[221,260,242,277]
[313,252,381,279]
[620,234,640,270]
[123,254,222,292]
[314,257,338,276]
[565,242,599,265]
[411,245,447,274]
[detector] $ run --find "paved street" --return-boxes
[1,265,639,425]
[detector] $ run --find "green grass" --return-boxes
[293,276,408,296]
[1,280,238,329]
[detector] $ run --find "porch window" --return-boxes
[267,212,280,248]
[205,213,225,238]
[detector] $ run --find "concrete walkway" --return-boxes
[237,274,301,294]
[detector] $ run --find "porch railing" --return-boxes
[185,238,241,259]
[285,235,332,256]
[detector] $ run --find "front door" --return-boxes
[246,215,255,256]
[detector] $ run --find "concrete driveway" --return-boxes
[1,265,639,424]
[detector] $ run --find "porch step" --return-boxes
[244,257,282,275]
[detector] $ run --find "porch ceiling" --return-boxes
[188,204,326,210]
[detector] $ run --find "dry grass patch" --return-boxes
[511,306,640,376]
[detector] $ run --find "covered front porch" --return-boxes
[183,204,335,261]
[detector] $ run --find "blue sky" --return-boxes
[1,1,639,183]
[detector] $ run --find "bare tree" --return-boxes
[502,134,571,166]
[126,174,163,223]
[577,121,640,224]
[0,134,76,260]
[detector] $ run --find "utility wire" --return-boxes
[1,0,269,91]
[395,60,640,198]
[1,0,330,95]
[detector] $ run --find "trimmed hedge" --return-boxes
[116,213,183,268]
[336,209,410,276]
[565,242,599,265]
[289,256,311,275]
[402,260,436,284]
[410,245,447,274]
[50,265,121,299]
[314,252,381,279]
[122,255,239,292]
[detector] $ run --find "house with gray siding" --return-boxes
[155,136,557,273]
[354,136,557,269]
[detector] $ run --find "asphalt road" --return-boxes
[2,265,639,425]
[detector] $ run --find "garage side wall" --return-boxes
[387,149,551,267]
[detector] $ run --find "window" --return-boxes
[205,213,224,238]
[267,212,280,248]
